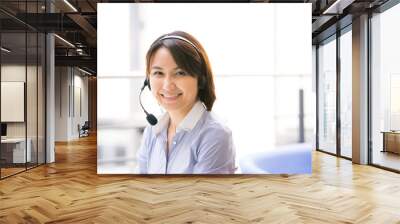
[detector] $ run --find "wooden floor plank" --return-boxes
[1,134,400,223]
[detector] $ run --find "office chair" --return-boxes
[79,121,90,138]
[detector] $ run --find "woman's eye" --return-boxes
[176,71,186,76]
[152,71,163,76]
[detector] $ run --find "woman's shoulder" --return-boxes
[142,125,153,135]
[200,111,232,136]
[141,125,156,141]
[193,112,234,155]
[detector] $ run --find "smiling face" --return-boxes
[148,47,199,115]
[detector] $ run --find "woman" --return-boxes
[137,31,236,174]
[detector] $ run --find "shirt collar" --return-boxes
[153,101,206,135]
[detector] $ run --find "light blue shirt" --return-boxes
[137,101,236,174]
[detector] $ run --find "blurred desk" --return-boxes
[381,131,400,154]
[1,138,31,163]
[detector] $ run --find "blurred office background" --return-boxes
[97,3,313,174]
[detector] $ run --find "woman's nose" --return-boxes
[162,75,176,90]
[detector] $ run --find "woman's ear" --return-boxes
[198,76,206,90]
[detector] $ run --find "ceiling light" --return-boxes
[78,67,93,76]
[322,0,355,15]
[1,47,11,53]
[63,0,78,12]
[54,34,75,48]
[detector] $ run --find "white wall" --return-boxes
[55,66,68,141]
[55,67,89,141]
[72,72,89,138]
[1,63,46,163]
[1,65,38,138]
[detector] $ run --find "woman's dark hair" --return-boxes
[146,31,216,111]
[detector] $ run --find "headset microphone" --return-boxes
[139,79,158,126]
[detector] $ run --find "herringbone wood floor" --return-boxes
[1,134,400,223]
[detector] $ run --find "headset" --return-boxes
[139,34,206,126]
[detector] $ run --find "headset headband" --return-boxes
[156,35,201,54]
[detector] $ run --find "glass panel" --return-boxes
[97,77,145,174]
[275,76,311,146]
[340,29,352,158]
[0,1,46,178]
[1,31,27,177]
[318,37,337,154]
[302,76,316,144]
[213,76,275,157]
[371,5,400,171]
[27,31,38,169]
[97,128,141,174]
[26,0,38,169]
[38,32,45,165]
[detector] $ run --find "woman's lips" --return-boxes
[160,93,182,102]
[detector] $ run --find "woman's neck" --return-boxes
[168,101,196,132]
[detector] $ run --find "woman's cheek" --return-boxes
[149,87,158,102]
[153,91,161,103]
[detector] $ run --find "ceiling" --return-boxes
[0,0,393,76]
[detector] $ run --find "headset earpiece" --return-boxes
[145,78,151,90]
